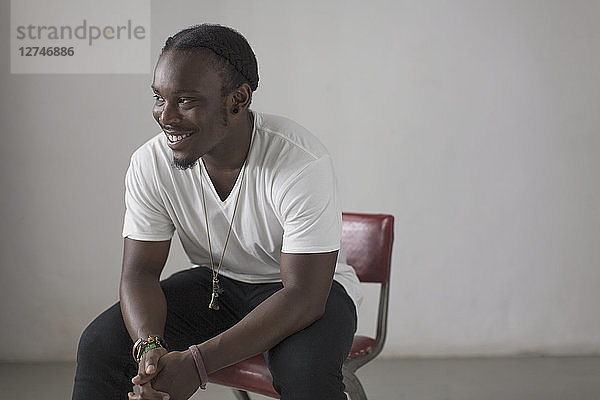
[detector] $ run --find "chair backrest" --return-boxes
[341,213,394,284]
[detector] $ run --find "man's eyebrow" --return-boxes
[174,89,202,94]
[150,85,202,94]
[150,85,201,93]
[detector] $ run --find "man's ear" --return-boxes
[229,83,253,115]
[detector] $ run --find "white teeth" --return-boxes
[167,133,192,143]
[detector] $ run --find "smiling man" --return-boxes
[72,24,361,400]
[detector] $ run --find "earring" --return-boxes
[232,107,239,114]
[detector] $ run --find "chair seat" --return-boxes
[348,335,377,359]
[207,335,379,398]
[208,354,279,398]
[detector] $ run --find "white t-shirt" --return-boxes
[122,111,362,308]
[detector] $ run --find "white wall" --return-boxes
[1,0,599,361]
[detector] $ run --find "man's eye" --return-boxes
[179,98,194,104]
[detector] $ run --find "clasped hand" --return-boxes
[128,348,201,400]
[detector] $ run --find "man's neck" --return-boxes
[202,110,254,172]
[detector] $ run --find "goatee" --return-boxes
[172,156,198,171]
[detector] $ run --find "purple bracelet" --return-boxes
[188,345,207,390]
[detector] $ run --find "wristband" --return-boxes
[188,345,207,390]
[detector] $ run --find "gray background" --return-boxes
[1,0,599,361]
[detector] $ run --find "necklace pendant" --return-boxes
[209,279,221,310]
[208,290,220,310]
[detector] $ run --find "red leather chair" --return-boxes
[208,213,394,399]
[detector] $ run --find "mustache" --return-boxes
[160,124,197,134]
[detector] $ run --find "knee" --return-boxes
[268,356,346,399]
[76,303,128,360]
[77,321,102,360]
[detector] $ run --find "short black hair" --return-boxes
[161,24,259,96]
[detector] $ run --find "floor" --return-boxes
[2,356,599,400]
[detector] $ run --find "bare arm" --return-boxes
[120,238,177,400]
[119,237,171,341]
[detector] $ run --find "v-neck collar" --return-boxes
[198,111,257,206]
[199,158,244,206]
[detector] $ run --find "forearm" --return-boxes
[120,273,167,341]
[197,285,328,373]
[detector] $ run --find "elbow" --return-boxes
[277,284,332,331]
[310,302,327,322]
[295,297,328,328]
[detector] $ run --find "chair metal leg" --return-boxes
[231,389,252,400]
[342,365,367,400]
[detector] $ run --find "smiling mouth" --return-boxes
[165,132,193,143]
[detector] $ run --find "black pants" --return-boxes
[72,267,357,400]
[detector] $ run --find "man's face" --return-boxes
[151,50,229,169]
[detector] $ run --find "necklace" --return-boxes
[200,131,253,310]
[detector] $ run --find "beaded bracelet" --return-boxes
[133,336,167,364]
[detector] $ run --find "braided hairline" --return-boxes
[161,24,259,95]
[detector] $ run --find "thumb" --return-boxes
[133,348,167,385]
[144,349,163,374]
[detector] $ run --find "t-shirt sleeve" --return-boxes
[277,156,342,253]
[122,153,175,241]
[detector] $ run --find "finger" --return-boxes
[139,353,156,376]
[128,384,141,399]
[133,348,167,384]
[145,353,157,374]
[139,382,170,400]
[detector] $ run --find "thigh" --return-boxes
[77,267,240,356]
[159,267,246,350]
[265,281,357,400]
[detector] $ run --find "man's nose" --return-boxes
[160,102,181,126]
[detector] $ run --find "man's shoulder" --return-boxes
[255,112,329,160]
[252,112,336,197]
